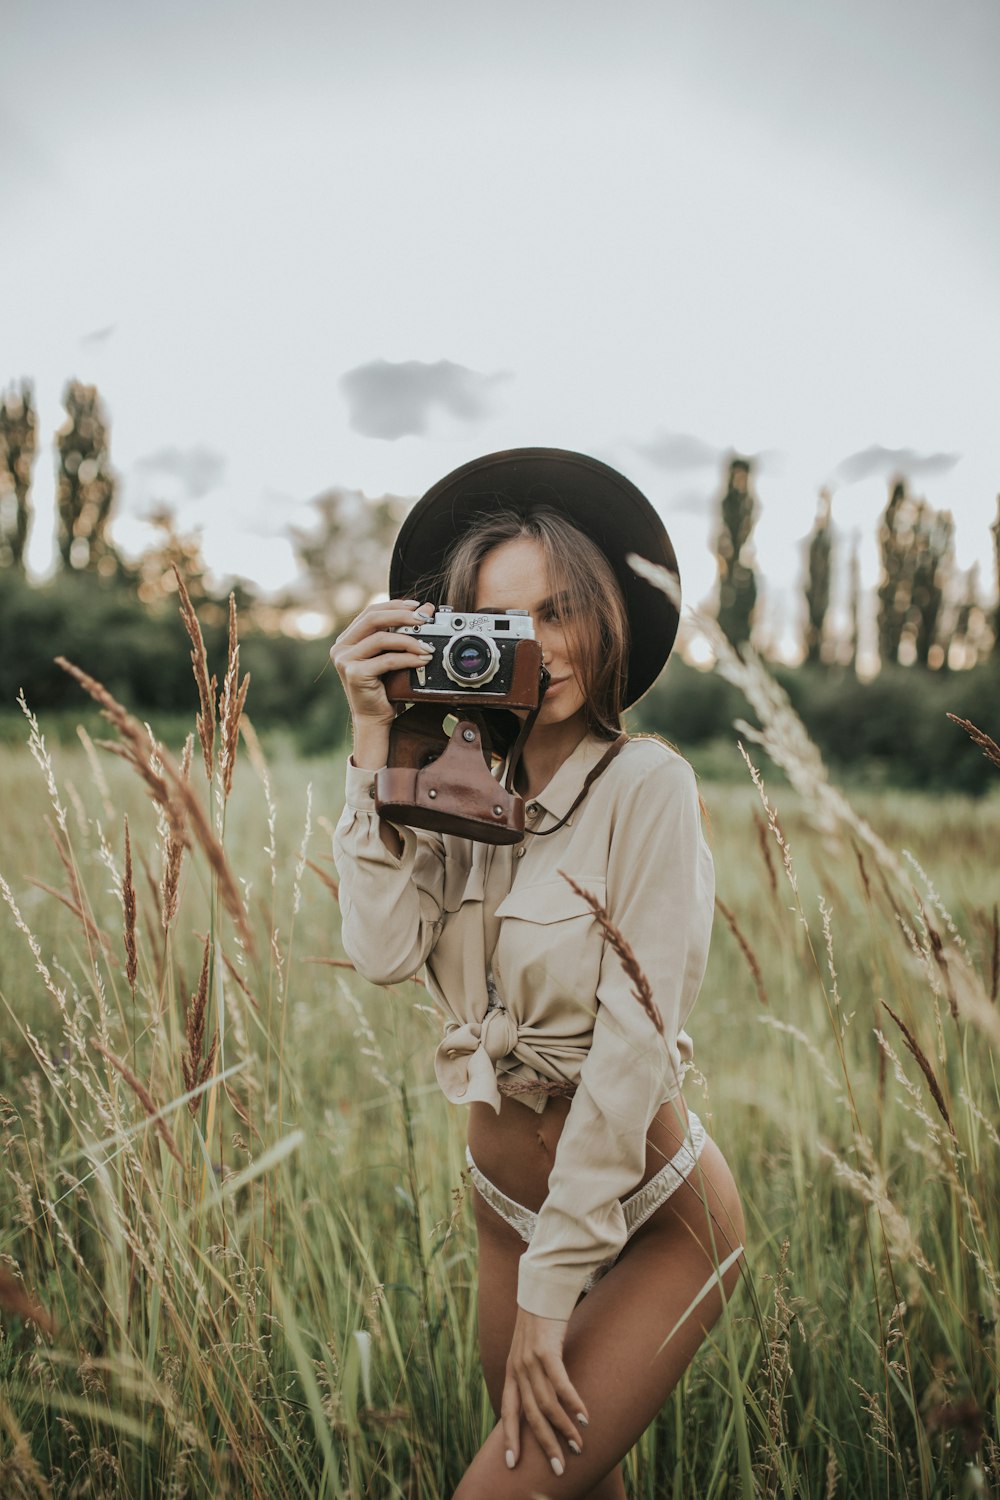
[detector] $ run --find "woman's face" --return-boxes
[473,536,587,729]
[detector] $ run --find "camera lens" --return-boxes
[452,636,489,678]
[443,632,500,688]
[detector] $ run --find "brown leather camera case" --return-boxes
[374,712,526,844]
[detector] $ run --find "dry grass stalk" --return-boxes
[45,816,83,910]
[947,713,1000,771]
[240,715,277,889]
[853,842,873,904]
[76,722,114,819]
[90,1039,184,1165]
[183,937,218,1117]
[820,1136,933,1275]
[161,733,192,932]
[306,858,340,900]
[123,817,137,996]
[56,657,172,807]
[222,950,262,1012]
[757,1236,792,1486]
[173,565,217,781]
[172,759,254,947]
[559,870,664,1037]
[752,809,778,899]
[57,659,253,953]
[24,878,113,962]
[0,1391,56,1499]
[17,689,68,837]
[916,899,960,1022]
[880,1000,956,1141]
[218,593,251,801]
[715,896,769,1006]
[0,1264,57,1337]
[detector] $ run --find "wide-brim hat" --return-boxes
[389,447,680,708]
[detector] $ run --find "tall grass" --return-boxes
[0,584,997,1498]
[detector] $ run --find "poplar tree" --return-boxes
[846,534,861,673]
[911,503,953,667]
[877,479,954,668]
[715,456,758,652]
[55,381,118,573]
[804,489,832,665]
[0,381,37,571]
[877,479,912,666]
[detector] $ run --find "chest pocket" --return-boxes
[492,877,607,1008]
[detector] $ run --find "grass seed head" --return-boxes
[173,565,216,782]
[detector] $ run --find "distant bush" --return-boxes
[1,572,349,752]
[631,655,1000,794]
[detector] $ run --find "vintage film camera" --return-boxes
[383,606,544,709]
[375,606,549,844]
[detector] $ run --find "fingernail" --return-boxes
[576,1412,589,1427]
[550,1456,564,1476]
[568,1439,581,1455]
[505,1449,515,1469]
[418,643,434,653]
[415,611,432,621]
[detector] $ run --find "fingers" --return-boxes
[334,599,436,650]
[343,629,435,664]
[547,1355,588,1446]
[500,1373,521,1470]
[506,1352,587,1475]
[330,605,438,728]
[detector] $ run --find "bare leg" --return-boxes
[472,1191,626,1500]
[455,1134,745,1499]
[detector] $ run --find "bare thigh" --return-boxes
[456,1132,746,1499]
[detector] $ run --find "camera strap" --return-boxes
[524,732,630,837]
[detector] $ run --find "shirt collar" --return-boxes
[514,732,613,824]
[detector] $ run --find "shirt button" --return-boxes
[527,803,540,818]
[514,846,526,859]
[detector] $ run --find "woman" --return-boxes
[332,450,745,1497]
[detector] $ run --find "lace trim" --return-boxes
[465,1109,707,1282]
[496,1074,577,1098]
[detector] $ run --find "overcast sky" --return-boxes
[3,0,998,657]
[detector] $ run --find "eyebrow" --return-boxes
[535,591,572,613]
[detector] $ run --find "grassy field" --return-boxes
[0,626,998,1498]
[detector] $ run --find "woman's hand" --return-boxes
[330,599,436,760]
[501,1307,588,1475]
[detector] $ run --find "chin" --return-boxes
[538,700,586,728]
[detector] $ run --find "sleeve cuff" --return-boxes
[344,759,382,812]
[516,1260,590,1321]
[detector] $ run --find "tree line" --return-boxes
[2,377,998,790]
[715,456,1000,670]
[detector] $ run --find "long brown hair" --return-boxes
[428,507,630,740]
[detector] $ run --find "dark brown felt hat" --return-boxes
[389,447,680,709]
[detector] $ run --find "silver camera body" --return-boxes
[395,606,536,695]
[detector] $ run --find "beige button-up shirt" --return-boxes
[333,731,715,1318]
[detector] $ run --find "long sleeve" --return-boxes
[332,760,446,985]
[516,753,715,1318]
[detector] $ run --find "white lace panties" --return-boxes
[465,1109,707,1293]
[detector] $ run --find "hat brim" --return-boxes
[389,448,680,709]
